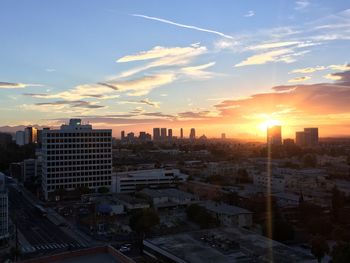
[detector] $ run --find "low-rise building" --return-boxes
[140,188,199,207]
[114,194,150,211]
[201,201,253,228]
[205,162,238,177]
[143,228,316,263]
[113,169,188,193]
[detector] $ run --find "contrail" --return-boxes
[132,14,233,39]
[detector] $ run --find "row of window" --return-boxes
[46,154,111,160]
[46,171,112,177]
[45,132,111,138]
[46,160,111,166]
[46,166,111,172]
[47,176,111,184]
[46,143,111,149]
[46,149,111,155]
[46,138,110,143]
[47,181,111,191]
[120,178,176,183]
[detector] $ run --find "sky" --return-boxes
[0,0,350,139]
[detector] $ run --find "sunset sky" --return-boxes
[1,0,350,139]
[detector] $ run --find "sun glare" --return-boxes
[264,119,281,128]
[257,119,282,135]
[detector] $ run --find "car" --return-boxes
[119,246,130,253]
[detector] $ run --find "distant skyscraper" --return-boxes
[161,128,167,139]
[127,132,135,142]
[304,128,319,146]
[15,131,25,146]
[24,127,37,144]
[295,131,306,146]
[180,128,183,139]
[168,129,173,139]
[267,126,282,145]
[121,130,125,140]
[221,133,226,139]
[37,128,49,146]
[41,119,112,200]
[153,128,160,141]
[296,128,318,147]
[190,128,196,140]
[139,131,147,142]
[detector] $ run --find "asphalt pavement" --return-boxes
[8,185,89,255]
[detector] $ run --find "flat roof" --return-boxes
[141,188,197,200]
[203,201,252,216]
[144,228,316,263]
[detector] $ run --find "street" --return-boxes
[8,185,88,255]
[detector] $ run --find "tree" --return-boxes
[77,186,91,195]
[302,154,317,168]
[53,188,67,201]
[332,186,345,221]
[311,235,329,263]
[97,187,109,194]
[129,208,160,236]
[307,217,332,237]
[186,204,218,228]
[0,143,36,171]
[332,242,350,263]
[264,219,294,242]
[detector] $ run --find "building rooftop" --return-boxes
[203,201,252,216]
[115,194,149,206]
[144,228,316,263]
[141,188,197,200]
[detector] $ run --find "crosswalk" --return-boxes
[21,242,88,253]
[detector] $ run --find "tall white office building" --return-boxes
[0,173,9,241]
[41,119,112,200]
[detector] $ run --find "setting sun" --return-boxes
[263,119,282,128]
[257,119,282,135]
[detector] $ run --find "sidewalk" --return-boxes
[46,208,97,246]
[17,229,31,247]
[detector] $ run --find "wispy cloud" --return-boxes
[119,98,160,108]
[290,66,326,74]
[235,48,295,67]
[115,44,207,78]
[0,82,43,89]
[103,73,176,96]
[35,100,105,109]
[288,76,311,82]
[24,84,120,100]
[290,64,350,74]
[248,41,301,50]
[132,14,233,39]
[324,73,342,81]
[295,0,310,10]
[328,63,350,71]
[244,10,255,17]
[178,110,219,119]
[181,62,216,79]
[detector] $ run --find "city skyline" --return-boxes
[1,1,350,139]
